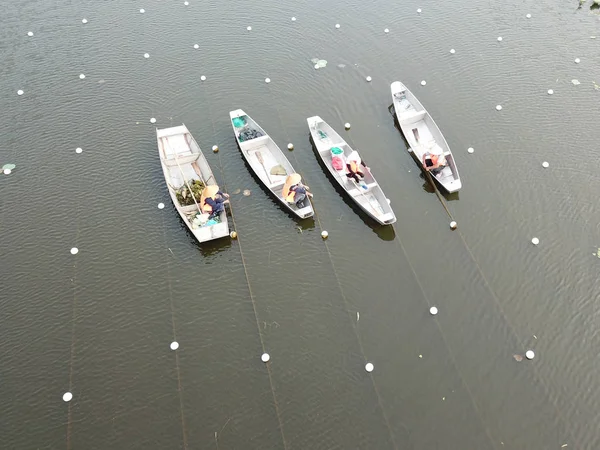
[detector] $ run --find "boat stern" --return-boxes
[444,178,462,193]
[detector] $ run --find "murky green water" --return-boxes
[2,0,600,448]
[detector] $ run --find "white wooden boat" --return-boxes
[230,109,314,219]
[156,125,230,243]
[307,116,397,225]
[391,81,462,193]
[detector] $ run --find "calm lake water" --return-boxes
[2,0,600,448]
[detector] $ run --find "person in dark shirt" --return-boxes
[204,189,229,219]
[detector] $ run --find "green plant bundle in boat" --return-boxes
[176,179,205,206]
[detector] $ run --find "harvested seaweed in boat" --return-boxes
[176,179,205,206]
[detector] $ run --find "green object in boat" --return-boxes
[331,147,343,155]
[232,117,246,128]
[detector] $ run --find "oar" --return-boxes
[255,151,272,185]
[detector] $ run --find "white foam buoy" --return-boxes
[193,44,199,49]
[344,123,351,130]
[63,392,73,402]
[450,48,455,54]
[430,306,438,315]
[525,350,535,360]
[526,13,531,18]
[421,80,426,86]
[70,247,79,255]
[547,89,554,95]
[75,147,82,154]
[200,75,206,81]
[144,53,149,58]
[542,161,549,168]
[184,1,189,5]
[212,145,219,153]
[287,143,294,150]
[82,18,88,24]
[417,8,422,13]
[497,36,503,42]
[170,341,179,350]
[467,147,474,154]
[291,17,296,21]
[365,363,374,373]
[247,26,252,31]
[366,76,372,82]
[574,58,580,64]
[496,105,502,111]
[79,74,85,79]
[335,24,340,29]
[140,8,145,13]
[265,78,271,83]
[17,90,24,96]
[384,28,389,33]
[158,202,165,209]
[28,31,34,37]
[4,169,12,175]
[321,230,329,239]
[150,117,156,124]
[450,221,457,230]
[531,237,540,245]
[261,353,270,362]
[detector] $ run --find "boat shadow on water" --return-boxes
[308,135,396,242]
[388,104,460,203]
[233,139,317,226]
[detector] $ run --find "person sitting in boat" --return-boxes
[201,185,229,219]
[422,147,446,177]
[283,173,312,208]
[346,151,369,184]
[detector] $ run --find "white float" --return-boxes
[384,28,389,33]
[150,117,156,124]
[265,78,271,83]
[417,8,422,13]
[421,80,426,86]
[158,202,165,209]
[366,76,372,82]
[17,90,24,96]
[261,353,270,362]
[547,89,554,95]
[365,363,374,372]
[144,53,149,58]
[449,221,457,230]
[525,350,535,360]
[63,392,73,402]
[70,247,79,255]
[531,237,539,245]
[193,44,199,49]
[184,1,189,5]
[430,306,438,315]
[75,147,82,154]
[291,17,296,21]
[4,169,12,175]
[170,341,179,350]
[247,26,252,31]
[344,123,351,130]
[321,230,329,239]
[467,147,474,154]
[496,105,502,111]
[497,37,503,42]
[450,48,455,54]
[82,18,88,24]
[28,31,34,37]
[79,74,85,79]
[212,145,218,152]
[335,24,340,29]
[140,8,145,13]
[287,143,294,150]
[575,58,580,64]
[542,161,549,168]
[200,75,206,81]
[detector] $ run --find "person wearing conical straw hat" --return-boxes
[282,173,312,208]
[201,184,229,220]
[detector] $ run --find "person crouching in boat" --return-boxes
[422,148,446,177]
[201,185,229,220]
[283,173,313,208]
[346,151,369,186]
